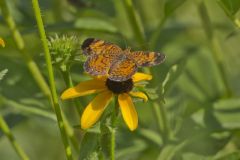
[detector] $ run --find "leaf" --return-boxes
[74,18,118,33]
[218,0,240,17]
[157,143,186,160]
[182,153,209,160]
[0,69,8,81]
[162,59,186,95]
[138,128,163,146]
[213,98,240,129]
[116,139,147,159]
[216,152,240,160]
[1,96,56,121]
[143,87,159,100]
[79,132,99,160]
[164,0,187,17]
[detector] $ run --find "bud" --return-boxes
[48,34,85,71]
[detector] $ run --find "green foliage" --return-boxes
[218,0,240,17]
[1,0,240,160]
[0,69,8,81]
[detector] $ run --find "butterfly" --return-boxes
[82,38,166,82]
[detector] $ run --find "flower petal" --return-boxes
[81,91,113,129]
[118,93,138,131]
[132,72,152,82]
[129,91,148,102]
[61,79,106,100]
[0,38,5,47]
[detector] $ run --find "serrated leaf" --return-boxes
[74,18,118,33]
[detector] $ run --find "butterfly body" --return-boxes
[82,38,165,82]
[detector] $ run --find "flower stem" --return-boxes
[120,0,171,142]
[198,2,232,97]
[31,0,74,159]
[110,97,119,160]
[121,0,146,48]
[0,115,29,160]
[144,67,170,143]
[60,68,83,116]
[110,127,116,160]
[0,0,51,99]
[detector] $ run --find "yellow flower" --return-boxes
[0,38,5,47]
[61,72,152,131]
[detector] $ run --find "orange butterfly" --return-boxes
[82,38,166,81]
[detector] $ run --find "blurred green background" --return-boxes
[1,0,240,159]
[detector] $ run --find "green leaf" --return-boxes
[216,152,240,160]
[157,143,186,160]
[143,87,159,100]
[138,128,163,146]
[164,0,187,17]
[1,96,56,121]
[162,59,186,95]
[0,69,8,81]
[74,18,118,33]
[218,0,240,17]
[79,132,99,160]
[213,98,240,129]
[116,139,147,159]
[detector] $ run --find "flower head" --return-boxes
[48,35,86,71]
[61,72,152,131]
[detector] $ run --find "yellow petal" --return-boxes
[61,79,106,100]
[132,72,152,82]
[81,91,113,129]
[129,91,148,102]
[0,38,5,47]
[118,93,138,131]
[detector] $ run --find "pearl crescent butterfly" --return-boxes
[82,38,166,82]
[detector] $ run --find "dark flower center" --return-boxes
[106,78,133,94]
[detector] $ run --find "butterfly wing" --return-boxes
[128,51,166,67]
[82,38,122,56]
[108,57,137,81]
[82,38,122,76]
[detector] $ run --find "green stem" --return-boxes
[121,0,170,141]
[143,67,170,143]
[60,68,73,87]
[152,102,169,143]
[0,115,29,160]
[198,2,232,97]
[110,97,119,160]
[121,0,146,48]
[60,69,83,116]
[31,0,74,159]
[149,16,167,50]
[0,0,51,99]
[110,126,116,160]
